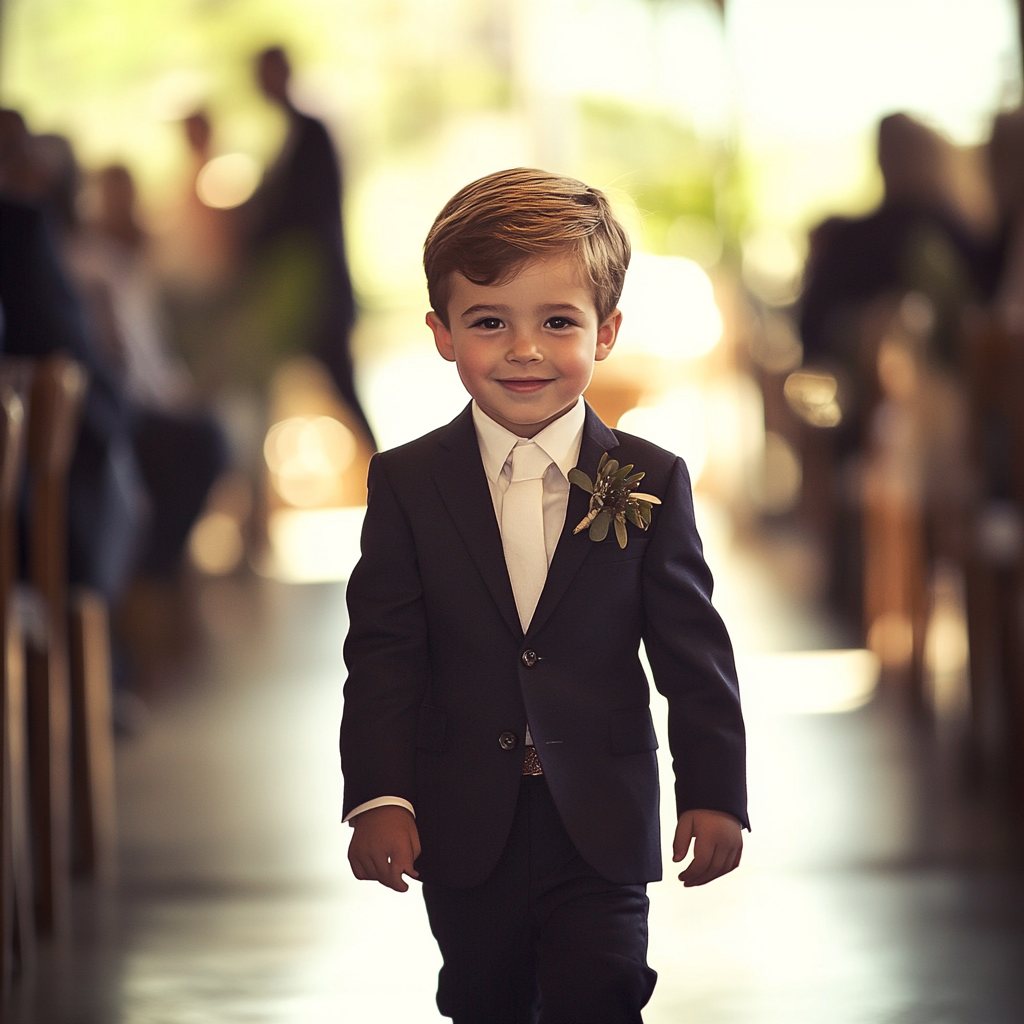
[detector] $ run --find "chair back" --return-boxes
[0,370,34,985]
[24,356,87,939]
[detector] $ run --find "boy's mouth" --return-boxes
[497,378,553,395]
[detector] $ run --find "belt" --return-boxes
[522,745,543,776]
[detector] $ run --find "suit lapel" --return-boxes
[433,405,523,640]
[527,404,619,638]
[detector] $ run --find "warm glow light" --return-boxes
[196,153,260,210]
[265,416,356,508]
[617,388,709,484]
[362,350,468,453]
[615,253,722,360]
[925,560,970,724]
[742,227,804,306]
[750,431,802,515]
[730,0,1018,145]
[738,649,880,714]
[266,507,366,583]
[751,314,803,374]
[868,612,914,668]
[784,370,842,428]
[189,511,244,576]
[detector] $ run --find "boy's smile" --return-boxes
[427,253,621,437]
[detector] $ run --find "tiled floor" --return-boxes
[10,504,1024,1023]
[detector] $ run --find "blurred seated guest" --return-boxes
[801,113,998,379]
[58,161,229,580]
[0,110,144,602]
[986,106,1024,329]
[796,114,995,627]
[238,45,376,447]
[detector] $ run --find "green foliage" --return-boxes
[578,97,726,252]
[571,452,661,549]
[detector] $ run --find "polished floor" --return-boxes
[10,504,1024,1023]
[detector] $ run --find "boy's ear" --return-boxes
[595,309,622,362]
[427,311,456,362]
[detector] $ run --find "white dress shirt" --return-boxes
[344,399,586,823]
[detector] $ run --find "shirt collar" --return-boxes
[472,397,586,483]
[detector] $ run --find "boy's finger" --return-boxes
[678,841,714,882]
[387,853,411,891]
[375,854,406,892]
[349,854,371,881]
[682,842,739,886]
[384,867,410,893]
[370,850,398,886]
[672,817,695,862]
[401,830,422,876]
[382,839,421,891]
[349,845,379,882]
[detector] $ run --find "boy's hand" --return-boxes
[348,806,422,892]
[672,809,743,886]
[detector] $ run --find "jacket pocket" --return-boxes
[416,705,447,753]
[584,536,649,564]
[609,707,658,755]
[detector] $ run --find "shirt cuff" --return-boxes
[343,796,416,824]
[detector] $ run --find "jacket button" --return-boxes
[498,731,518,751]
[521,650,538,668]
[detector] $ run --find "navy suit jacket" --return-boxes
[341,402,747,887]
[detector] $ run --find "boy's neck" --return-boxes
[475,397,583,439]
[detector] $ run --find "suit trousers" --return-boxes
[422,775,657,1024]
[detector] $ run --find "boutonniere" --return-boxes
[568,452,662,549]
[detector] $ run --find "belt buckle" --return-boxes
[521,745,544,776]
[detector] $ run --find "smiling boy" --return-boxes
[341,168,747,1023]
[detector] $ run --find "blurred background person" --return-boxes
[0,108,145,607]
[28,131,230,701]
[795,112,998,635]
[801,112,998,381]
[237,45,376,449]
[160,111,238,297]
[157,111,241,399]
[62,162,229,583]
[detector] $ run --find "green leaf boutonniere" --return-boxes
[568,452,662,549]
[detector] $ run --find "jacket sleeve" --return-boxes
[641,457,749,829]
[341,454,430,816]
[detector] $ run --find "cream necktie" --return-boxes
[501,441,552,633]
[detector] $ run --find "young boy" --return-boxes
[341,168,747,1024]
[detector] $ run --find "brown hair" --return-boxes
[423,167,630,327]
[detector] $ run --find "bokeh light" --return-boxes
[189,511,245,576]
[264,415,357,508]
[196,152,261,209]
[616,253,723,360]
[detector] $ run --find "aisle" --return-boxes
[14,505,1024,1023]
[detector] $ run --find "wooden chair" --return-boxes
[960,315,1024,793]
[69,587,117,887]
[24,355,87,939]
[0,377,35,988]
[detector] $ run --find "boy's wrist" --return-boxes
[344,795,416,825]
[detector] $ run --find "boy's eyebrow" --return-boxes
[459,302,589,320]
[459,303,511,319]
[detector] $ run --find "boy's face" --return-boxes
[427,252,621,437]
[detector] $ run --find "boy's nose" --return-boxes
[507,332,542,361]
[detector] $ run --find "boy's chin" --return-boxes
[491,404,579,436]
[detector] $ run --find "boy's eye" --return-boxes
[545,317,577,330]
[470,317,505,330]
